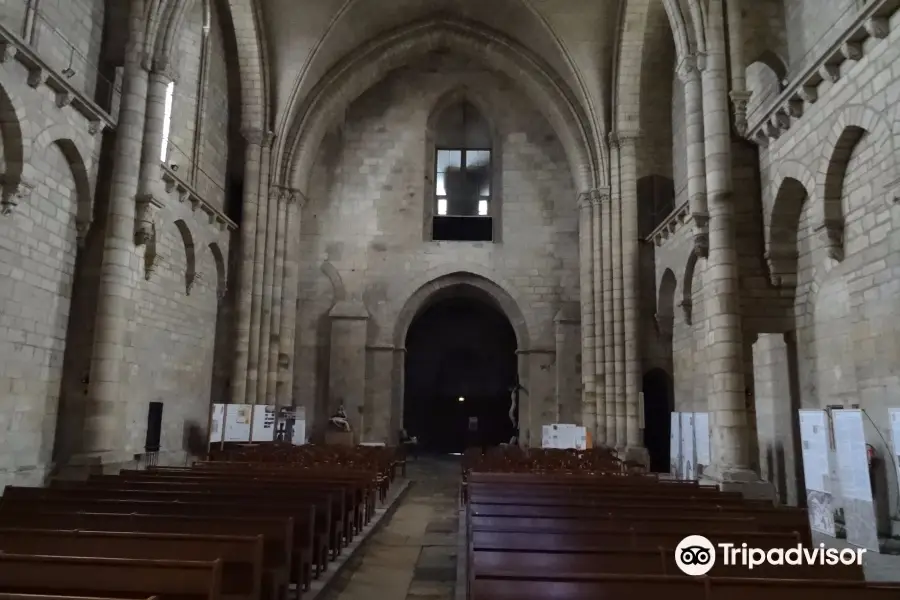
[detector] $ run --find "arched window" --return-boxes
[160,81,175,162]
[429,100,495,242]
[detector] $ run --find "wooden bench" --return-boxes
[0,553,222,600]
[471,572,900,600]
[0,528,263,600]
[0,595,158,600]
[0,507,298,596]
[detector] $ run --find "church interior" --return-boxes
[1,0,900,595]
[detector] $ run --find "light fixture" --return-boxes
[458,396,465,402]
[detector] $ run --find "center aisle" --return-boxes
[322,457,460,600]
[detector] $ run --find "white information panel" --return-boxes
[251,405,276,442]
[274,406,307,445]
[209,403,225,443]
[541,424,587,449]
[224,403,252,442]
[832,409,872,502]
[694,412,710,466]
[680,412,695,479]
[292,407,307,445]
[890,408,900,492]
[670,412,681,477]
[799,410,830,492]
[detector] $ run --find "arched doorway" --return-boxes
[403,291,518,454]
[643,368,673,472]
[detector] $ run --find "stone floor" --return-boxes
[319,457,460,600]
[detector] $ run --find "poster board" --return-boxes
[694,412,710,466]
[680,412,695,480]
[832,409,878,551]
[798,409,835,536]
[274,406,307,445]
[292,407,306,445]
[889,408,900,499]
[541,424,587,450]
[224,404,252,442]
[251,405,276,442]
[209,403,225,443]
[670,412,681,477]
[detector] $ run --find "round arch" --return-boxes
[282,17,600,196]
[393,271,530,352]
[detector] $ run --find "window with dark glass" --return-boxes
[430,101,494,242]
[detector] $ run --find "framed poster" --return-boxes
[680,412,695,480]
[798,409,834,536]
[224,404,252,442]
[832,409,878,551]
[209,403,225,443]
[670,412,681,477]
[251,405,276,442]
[694,412,710,466]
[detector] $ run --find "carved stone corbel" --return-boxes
[75,219,91,248]
[729,90,752,137]
[1,179,34,215]
[186,271,203,296]
[679,299,693,326]
[134,193,163,246]
[144,222,159,280]
[814,219,844,262]
[691,211,709,259]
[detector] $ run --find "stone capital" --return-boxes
[241,128,268,147]
[676,53,704,82]
[1,178,35,215]
[729,89,752,137]
[577,191,593,210]
[615,130,641,147]
[589,187,610,205]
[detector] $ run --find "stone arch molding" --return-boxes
[282,18,600,197]
[681,250,699,326]
[656,268,677,338]
[765,160,815,287]
[0,81,29,214]
[814,103,897,262]
[390,267,532,351]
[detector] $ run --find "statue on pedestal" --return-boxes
[328,405,351,432]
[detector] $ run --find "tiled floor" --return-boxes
[811,531,900,581]
[319,457,460,600]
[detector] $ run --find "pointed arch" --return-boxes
[766,163,813,287]
[174,219,197,295]
[284,17,599,197]
[657,268,677,338]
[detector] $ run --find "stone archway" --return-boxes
[390,272,531,450]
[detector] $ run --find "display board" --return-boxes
[273,406,306,445]
[694,412,710,466]
[890,408,900,500]
[670,412,681,477]
[798,409,835,536]
[251,405,276,442]
[292,407,306,445]
[209,403,225,443]
[541,424,587,450]
[223,404,252,442]
[680,412,695,479]
[832,409,878,551]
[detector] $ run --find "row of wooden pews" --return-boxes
[464,446,900,600]
[0,444,403,600]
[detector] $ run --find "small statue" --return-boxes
[328,405,351,432]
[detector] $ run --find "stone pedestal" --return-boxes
[325,430,355,446]
[700,465,776,501]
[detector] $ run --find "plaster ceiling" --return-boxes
[261,0,617,136]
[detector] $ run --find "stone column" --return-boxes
[701,0,756,485]
[617,133,644,455]
[84,5,149,456]
[578,192,597,432]
[276,191,303,406]
[725,0,752,137]
[555,303,581,425]
[590,189,606,445]
[601,182,616,445]
[231,129,265,405]
[328,301,369,437]
[247,135,273,403]
[609,136,626,447]
[677,54,710,255]
[256,146,276,403]
[134,60,174,253]
[752,333,800,505]
[266,187,288,404]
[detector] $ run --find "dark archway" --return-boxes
[643,368,673,472]
[404,294,518,454]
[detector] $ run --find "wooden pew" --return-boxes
[0,528,263,600]
[0,508,298,596]
[0,595,158,600]
[471,572,900,600]
[0,554,222,600]
[468,514,761,534]
[0,487,320,585]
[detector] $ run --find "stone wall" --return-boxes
[294,52,579,445]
